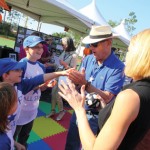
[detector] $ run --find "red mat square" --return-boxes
[55,111,72,129]
[44,131,68,150]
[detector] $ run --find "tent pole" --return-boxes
[37,22,42,31]
[37,21,40,31]
[38,22,42,32]
[24,16,28,28]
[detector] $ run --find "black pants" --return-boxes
[14,120,34,148]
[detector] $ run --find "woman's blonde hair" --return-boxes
[125,29,150,80]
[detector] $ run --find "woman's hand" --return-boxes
[58,79,86,112]
[59,59,68,68]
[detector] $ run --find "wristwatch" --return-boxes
[85,81,91,90]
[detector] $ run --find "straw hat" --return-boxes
[82,25,118,44]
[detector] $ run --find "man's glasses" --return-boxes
[90,40,107,48]
[90,42,99,48]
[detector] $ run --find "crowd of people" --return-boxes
[0,25,150,150]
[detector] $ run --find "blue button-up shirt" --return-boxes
[81,51,125,95]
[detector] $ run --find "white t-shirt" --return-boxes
[17,59,45,125]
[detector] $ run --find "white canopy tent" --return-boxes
[113,20,131,46]
[79,0,108,26]
[5,0,95,35]
[111,20,131,54]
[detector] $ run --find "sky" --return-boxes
[38,0,150,36]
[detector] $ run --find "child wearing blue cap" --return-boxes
[14,35,68,148]
[0,57,69,149]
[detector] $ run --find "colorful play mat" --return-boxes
[27,101,73,150]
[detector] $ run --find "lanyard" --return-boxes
[63,52,72,61]
[89,61,103,82]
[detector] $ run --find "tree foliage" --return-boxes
[108,11,137,36]
[0,22,16,37]
[52,30,81,47]
[108,20,120,28]
[125,12,137,35]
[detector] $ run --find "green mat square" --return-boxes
[32,116,66,139]
[39,101,59,114]
[27,130,41,144]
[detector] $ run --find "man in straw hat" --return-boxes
[65,25,125,150]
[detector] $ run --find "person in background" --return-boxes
[59,29,150,150]
[83,44,92,58]
[46,37,77,121]
[19,38,26,61]
[44,37,56,73]
[0,82,25,150]
[78,44,92,71]
[45,37,54,54]
[64,25,125,150]
[39,43,51,64]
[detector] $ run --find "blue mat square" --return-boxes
[37,108,46,117]
[28,139,52,150]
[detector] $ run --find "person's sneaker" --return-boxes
[46,110,55,118]
[56,110,66,121]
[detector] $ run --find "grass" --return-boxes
[0,36,15,48]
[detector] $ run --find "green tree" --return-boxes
[108,11,137,36]
[108,20,120,28]
[52,32,69,38]
[125,12,137,35]
[7,9,23,32]
[52,30,82,47]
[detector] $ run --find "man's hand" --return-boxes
[68,68,87,85]
[46,79,57,87]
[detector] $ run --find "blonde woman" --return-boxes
[58,29,150,150]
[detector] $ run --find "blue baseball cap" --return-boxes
[0,58,25,76]
[23,35,44,48]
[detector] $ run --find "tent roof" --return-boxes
[113,20,131,45]
[79,0,130,47]
[79,0,108,25]
[6,0,95,35]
